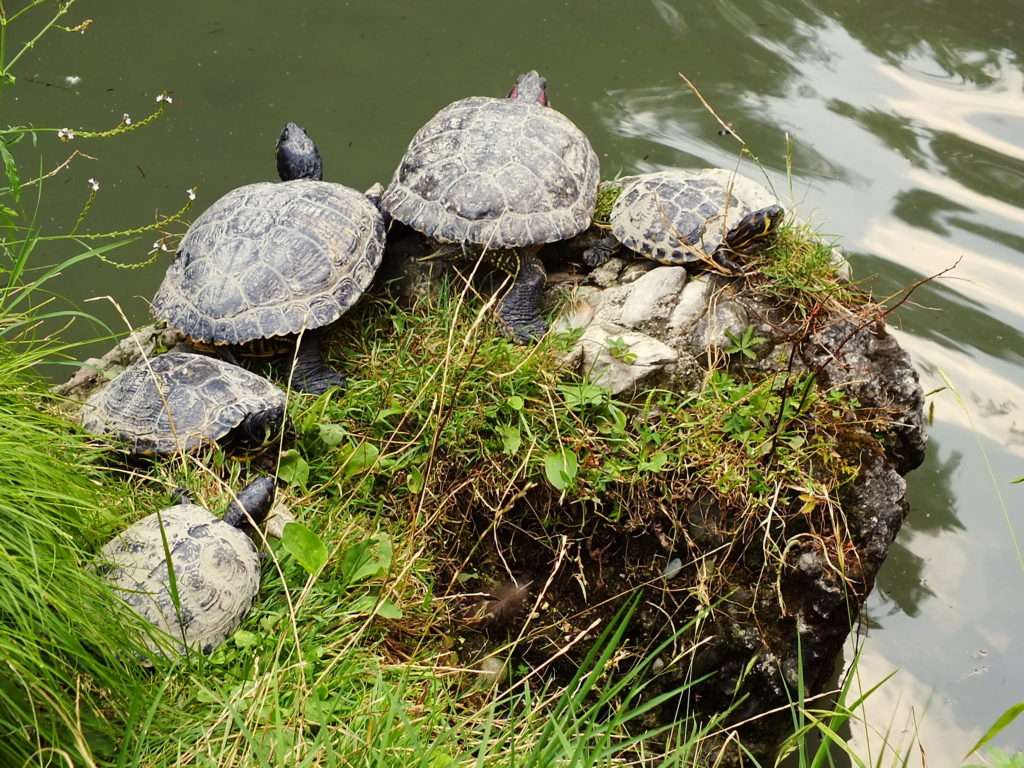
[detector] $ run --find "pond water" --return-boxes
[9,0,1023,758]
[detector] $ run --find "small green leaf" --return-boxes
[407,466,424,494]
[544,448,579,491]
[341,534,393,584]
[598,403,627,434]
[374,407,405,424]
[282,522,328,575]
[350,595,404,619]
[278,450,309,486]
[318,423,346,447]
[232,629,260,649]
[0,140,21,203]
[506,395,524,411]
[558,383,607,410]
[338,441,380,478]
[638,452,670,472]
[497,424,521,456]
[1011,476,1024,485]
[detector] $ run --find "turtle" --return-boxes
[100,476,275,655]
[381,70,600,343]
[152,122,386,394]
[577,169,785,272]
[80,351,287,456]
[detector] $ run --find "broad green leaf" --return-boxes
[338,441,380,478]
[281,522,328,575]
[318,423,346,447]
[497,424,521,456]
[544,448,578,491]
[278,449,309,486]
[506,395,524,411]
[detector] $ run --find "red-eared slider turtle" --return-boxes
[381,71,600,342]
[81,351,286,455]
[152,123,385,393]
[579,169,784,272]
[101,477,274,655]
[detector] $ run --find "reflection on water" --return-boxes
[7,0,1024,755]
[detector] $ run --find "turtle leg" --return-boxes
[496,249,548,344]
[289,331,346,395]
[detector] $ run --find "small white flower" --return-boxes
[186,187,196,201]
[122,113,132,126]
[64,75,81,86]
[57,127,75,141]
[87,177,99,192]
[156,92,173,105]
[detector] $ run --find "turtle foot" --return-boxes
[496,249,548,345]
[499,315,549,345]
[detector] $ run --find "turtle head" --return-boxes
[722,204,785,253]
[223,476,276,530]
[276,121,323,181]
[507,71,548,106]
[236,402,287,449]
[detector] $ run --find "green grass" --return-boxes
[0,341,173,767]
[81,274,881,765]
[753,219,864,315]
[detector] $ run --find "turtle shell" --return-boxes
[153,180,385,345]
[101,504,260,654]
[382,96,600,248]
[81,351,286,455]
[610,169,779,264]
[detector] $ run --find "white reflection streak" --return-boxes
[883,56,1024,164]
[863,219,1024,325]
[846,645,981,760]
[889,328,1024,460]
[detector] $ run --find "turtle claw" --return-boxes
[499,315,548,345]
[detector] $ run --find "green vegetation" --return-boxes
[754,219,862,315]
[591,183,623,227]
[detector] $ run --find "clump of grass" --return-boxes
[754,219,866,315]
[0,342,171,767]
[592,182,623,227]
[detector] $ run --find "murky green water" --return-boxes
[8,0,1024,756]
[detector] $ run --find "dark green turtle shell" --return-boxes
[610,169,779,264]
[153,180,384,345]
[81,351,286,455]
[381,96,600,248]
